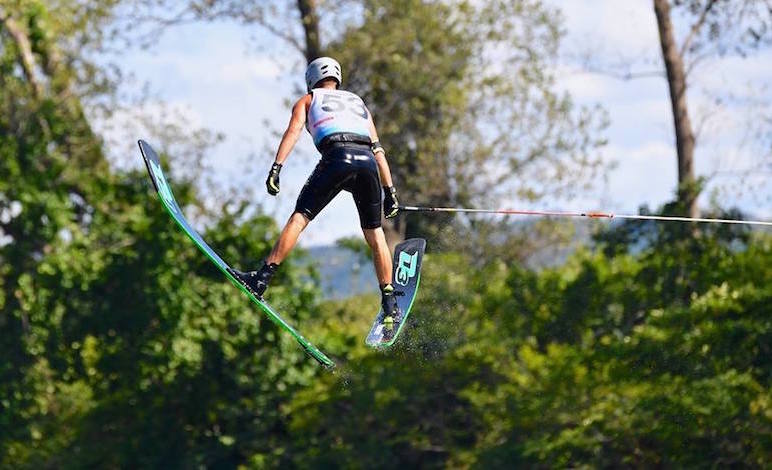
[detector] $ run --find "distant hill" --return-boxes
[302,214,771,300]
[303,245,377,300]
[302,220,595,300]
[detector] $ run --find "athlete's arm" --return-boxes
[266,95,310,196]
[367,113,394,187]
[367,111,399,218]
[275,95,310,165]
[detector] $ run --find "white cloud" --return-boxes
[556,0,659,55]
[220,57,283,81]
[555,66,612,101]
[603,141,678,211]
[696,51,772,91]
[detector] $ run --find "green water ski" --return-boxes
[137,140,335,369]
[366,238,426,347]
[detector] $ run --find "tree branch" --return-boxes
[679,0,719,57]
[255,20,305,56]
[684,44,721,80]
[129,3,307,58]
[573,65,665,81]
[1,15,43,99]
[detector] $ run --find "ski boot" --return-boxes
[231,262,278,299]
[380,284,403,341]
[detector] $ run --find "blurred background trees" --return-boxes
[129,0,608,249]
[1,1,320,465]
[1,0,770,467]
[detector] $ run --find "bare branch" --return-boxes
[256,20,306,55]
[679,0,719,57]
[573,65,664,81]
[132,8,198,28]
[684,44,721,80]
[128,2,307,57]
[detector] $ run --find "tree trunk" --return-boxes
[297,0,321,61]
[653,0,698,218]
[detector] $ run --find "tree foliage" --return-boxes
[287,224,772,468]
[329,0,607,244]
[1,2,321,466]
[2,1,769,468]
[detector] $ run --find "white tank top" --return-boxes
[306,89,371,148]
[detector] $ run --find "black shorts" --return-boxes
[295,143,382,229]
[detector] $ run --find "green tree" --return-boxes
[1,2,326,466]
[1,0,115,456]
[287,215,771,467]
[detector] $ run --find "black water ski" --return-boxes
[366,238,426,347]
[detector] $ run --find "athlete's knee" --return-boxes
[362,228,377,247]
[289,211,311,229]
[362,227,385,248]
[361,222,381,233]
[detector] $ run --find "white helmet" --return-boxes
[305,57,342,92]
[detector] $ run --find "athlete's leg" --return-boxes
[363,227,393,286]
[234,154,349,298]
[350,151,400,320]
[364,227,401,332]
[267,212,310,265]
[232,212,310,298]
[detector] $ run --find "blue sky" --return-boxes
[102,1,771,245]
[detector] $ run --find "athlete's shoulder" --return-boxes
[336,88,362,98]
[293,93,312,111]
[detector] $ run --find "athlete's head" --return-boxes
[305,57,342,92]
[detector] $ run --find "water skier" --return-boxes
[234,57,403,327]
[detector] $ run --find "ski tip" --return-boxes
[137,139,157,162]
[305,346,336,369]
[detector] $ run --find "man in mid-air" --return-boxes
[234,57,402,325]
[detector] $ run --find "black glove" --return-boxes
[383,186,399,219]
[266,162,282,196]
